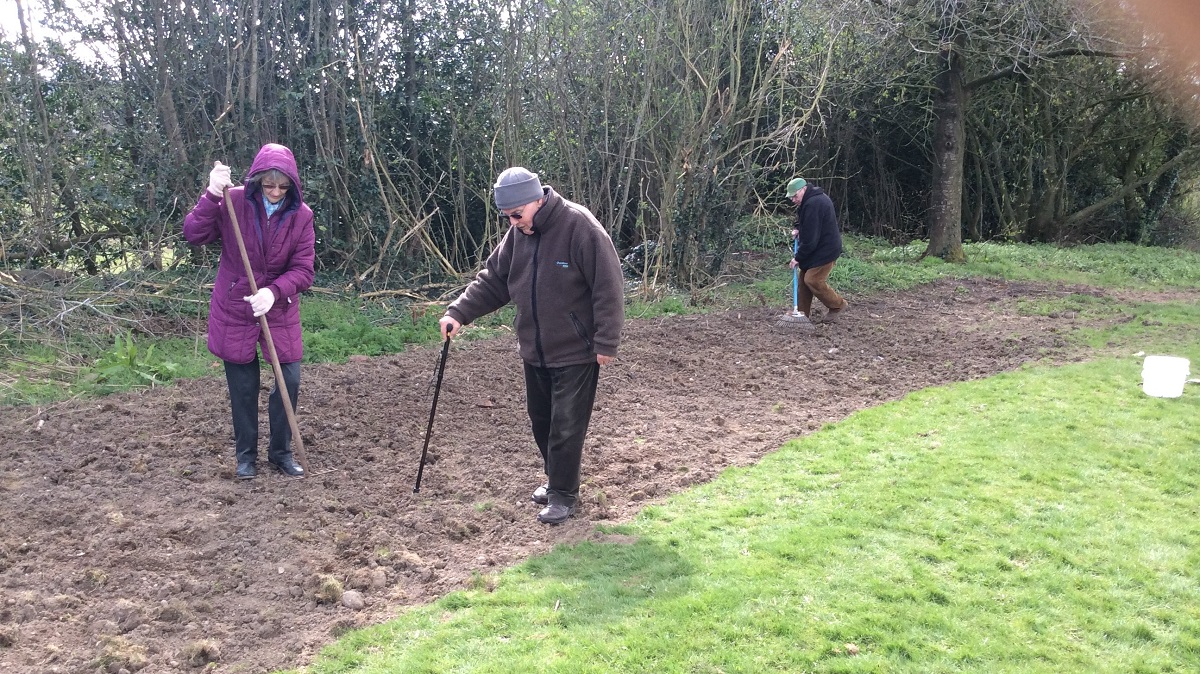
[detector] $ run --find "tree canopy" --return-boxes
[1,0,1195,285]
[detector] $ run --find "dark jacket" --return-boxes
[447,186,624,368]
[183,144,316,364]
[793,185,842,269]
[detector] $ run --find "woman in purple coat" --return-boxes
[184,143,316,480]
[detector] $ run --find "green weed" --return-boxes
[82,331,180,391]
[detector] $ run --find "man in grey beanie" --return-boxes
[439,167,625,525]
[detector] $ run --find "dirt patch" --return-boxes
[0,278,1175,673]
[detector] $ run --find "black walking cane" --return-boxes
[223,186,308,474]
[414,335,451,493]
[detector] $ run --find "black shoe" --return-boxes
[537,502,576,525]
[268,458,305,478]
[531,484,549,505]
[235,461,258,480]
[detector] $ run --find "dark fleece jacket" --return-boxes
[447,186,624,368]
[793,185,843,269]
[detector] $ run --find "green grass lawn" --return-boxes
[297,353,1200,670]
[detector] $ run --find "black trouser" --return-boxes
[523,361,600,506]
[223,358,301,465]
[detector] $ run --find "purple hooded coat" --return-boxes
[183,144,316,364]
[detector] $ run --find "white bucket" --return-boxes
[1142,355,1190,398]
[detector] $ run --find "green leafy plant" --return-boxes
[87,331,180,389]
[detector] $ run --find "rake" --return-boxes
[774,238,814,332]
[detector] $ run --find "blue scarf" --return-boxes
[263,194,283,219]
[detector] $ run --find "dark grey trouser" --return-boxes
[523,361,600,506]
[223,358,301,465]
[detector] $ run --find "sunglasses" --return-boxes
[262,182,291,191]
[500,209,526,221]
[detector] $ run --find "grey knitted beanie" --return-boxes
[493,167,544,210]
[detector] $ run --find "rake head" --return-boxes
[773,309,815,332]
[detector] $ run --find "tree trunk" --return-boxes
[1056,147,1197,231]
[922,17,967,263]
[13,0,56,258]
[153,2,188,166]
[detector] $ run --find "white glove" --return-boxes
[245,287,276,317]
[207,161,233,197]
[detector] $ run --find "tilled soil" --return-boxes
[0,279,1143,673]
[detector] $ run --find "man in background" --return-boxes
[786,177,848,323]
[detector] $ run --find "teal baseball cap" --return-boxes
[785,177,807,197]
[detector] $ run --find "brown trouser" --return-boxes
[797,260,847,315]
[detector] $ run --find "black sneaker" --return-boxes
[235,461,258,480]
[536,502,576,525]
[531,484,549,505]
[268,458,305,478]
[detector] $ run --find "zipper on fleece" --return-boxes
[530,235,546,367]
[569,312,593,352]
